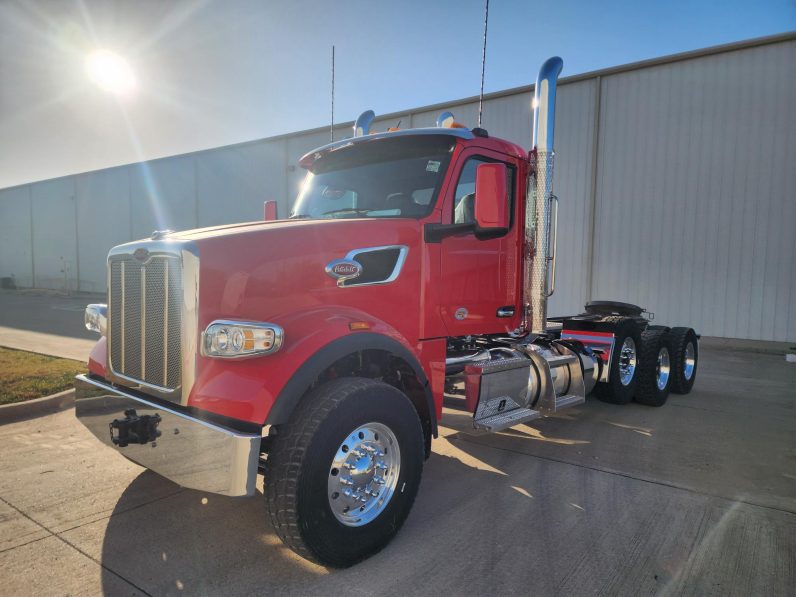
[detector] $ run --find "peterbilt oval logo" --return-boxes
[325,259,363,286]
[133,248,150,262]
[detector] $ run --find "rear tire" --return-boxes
[668,327,699,394]
[594,317,643,404]
[635,328,672,406]
[264,377,424,568]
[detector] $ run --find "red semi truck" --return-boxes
[76,58,699,567]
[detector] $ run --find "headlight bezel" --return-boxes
[201,320,284,359]
[84,304,108,335]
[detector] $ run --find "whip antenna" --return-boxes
[330,45,335,142]
[478,0,489,127]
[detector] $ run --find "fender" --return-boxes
[265,331,437,440]
[188,305,439,428]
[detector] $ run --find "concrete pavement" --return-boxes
[0,344,794,596]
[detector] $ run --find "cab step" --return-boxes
[472,388,542,432]
[473,407,541,432]
[549,393,585,411]
[544,354,579,368]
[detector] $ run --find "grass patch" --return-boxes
[0,347,85,405]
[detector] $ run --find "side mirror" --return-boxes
[474,163,509,235]
[263,200,278,221]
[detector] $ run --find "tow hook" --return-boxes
[109,409,162,447]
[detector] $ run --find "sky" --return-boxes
[0,0,794,189]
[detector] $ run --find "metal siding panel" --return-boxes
[196,141,285,226]
[547,80,597,317]
[31,179,78,291]
[75,168,132,293]
[130,155,198,238]
[593,40,796,340]
[0,186,33,286]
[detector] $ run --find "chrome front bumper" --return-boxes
[74,375,261,497]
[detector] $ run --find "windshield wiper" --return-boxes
[322,208,373,217]
[288,213,312,219]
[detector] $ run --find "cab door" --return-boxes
[437,148,522,336]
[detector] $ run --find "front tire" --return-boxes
[264,377,424,568]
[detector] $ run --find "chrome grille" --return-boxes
[109,253,182,390]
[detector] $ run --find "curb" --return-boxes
[0,389,75,424]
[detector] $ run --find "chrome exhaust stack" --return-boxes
[353,110,376,137]
[523,57,564,335]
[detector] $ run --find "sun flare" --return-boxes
[85,49,136,95]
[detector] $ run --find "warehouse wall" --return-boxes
[591,39,796,342]
[0,34,794,340]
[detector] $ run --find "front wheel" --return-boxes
[264,377,424,568]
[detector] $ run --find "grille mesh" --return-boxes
[109,253,182,390]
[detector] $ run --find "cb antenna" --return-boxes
[477,0,490,127]
[330,45,335,142]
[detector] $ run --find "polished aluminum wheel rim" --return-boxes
[619,337,637,386]
[656,346,671,390]
[683,342,696,380]
[327,422,400,527]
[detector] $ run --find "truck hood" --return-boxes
[175,217,425,321]
[168,218,320,241]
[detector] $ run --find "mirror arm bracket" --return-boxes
[424,222,507,243]
[424,222,476,243]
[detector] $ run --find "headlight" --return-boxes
[202,320,284,359]
[84,304,107,335]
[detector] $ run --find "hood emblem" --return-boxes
[133,248,150,262]
[325,259,363,287]
[151,229,174,240]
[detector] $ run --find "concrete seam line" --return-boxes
[450,434,796,517]
[0,533,53,555]
[0,495,155,597]
[0,389,75,424]
[52,488,186,537]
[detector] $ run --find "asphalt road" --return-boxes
[1,345,794,596]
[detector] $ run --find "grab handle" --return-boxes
[546,194,558,297]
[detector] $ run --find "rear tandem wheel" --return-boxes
[594,317,643,404]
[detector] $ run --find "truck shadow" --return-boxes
[99,439,592,595]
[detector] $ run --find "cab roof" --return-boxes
[299,127,528,169]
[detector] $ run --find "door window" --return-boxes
[452,157,515,225]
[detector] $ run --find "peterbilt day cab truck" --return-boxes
[75,58,699,567]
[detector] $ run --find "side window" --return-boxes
[452,157,515,225]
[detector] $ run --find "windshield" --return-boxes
[291,135,455,219]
